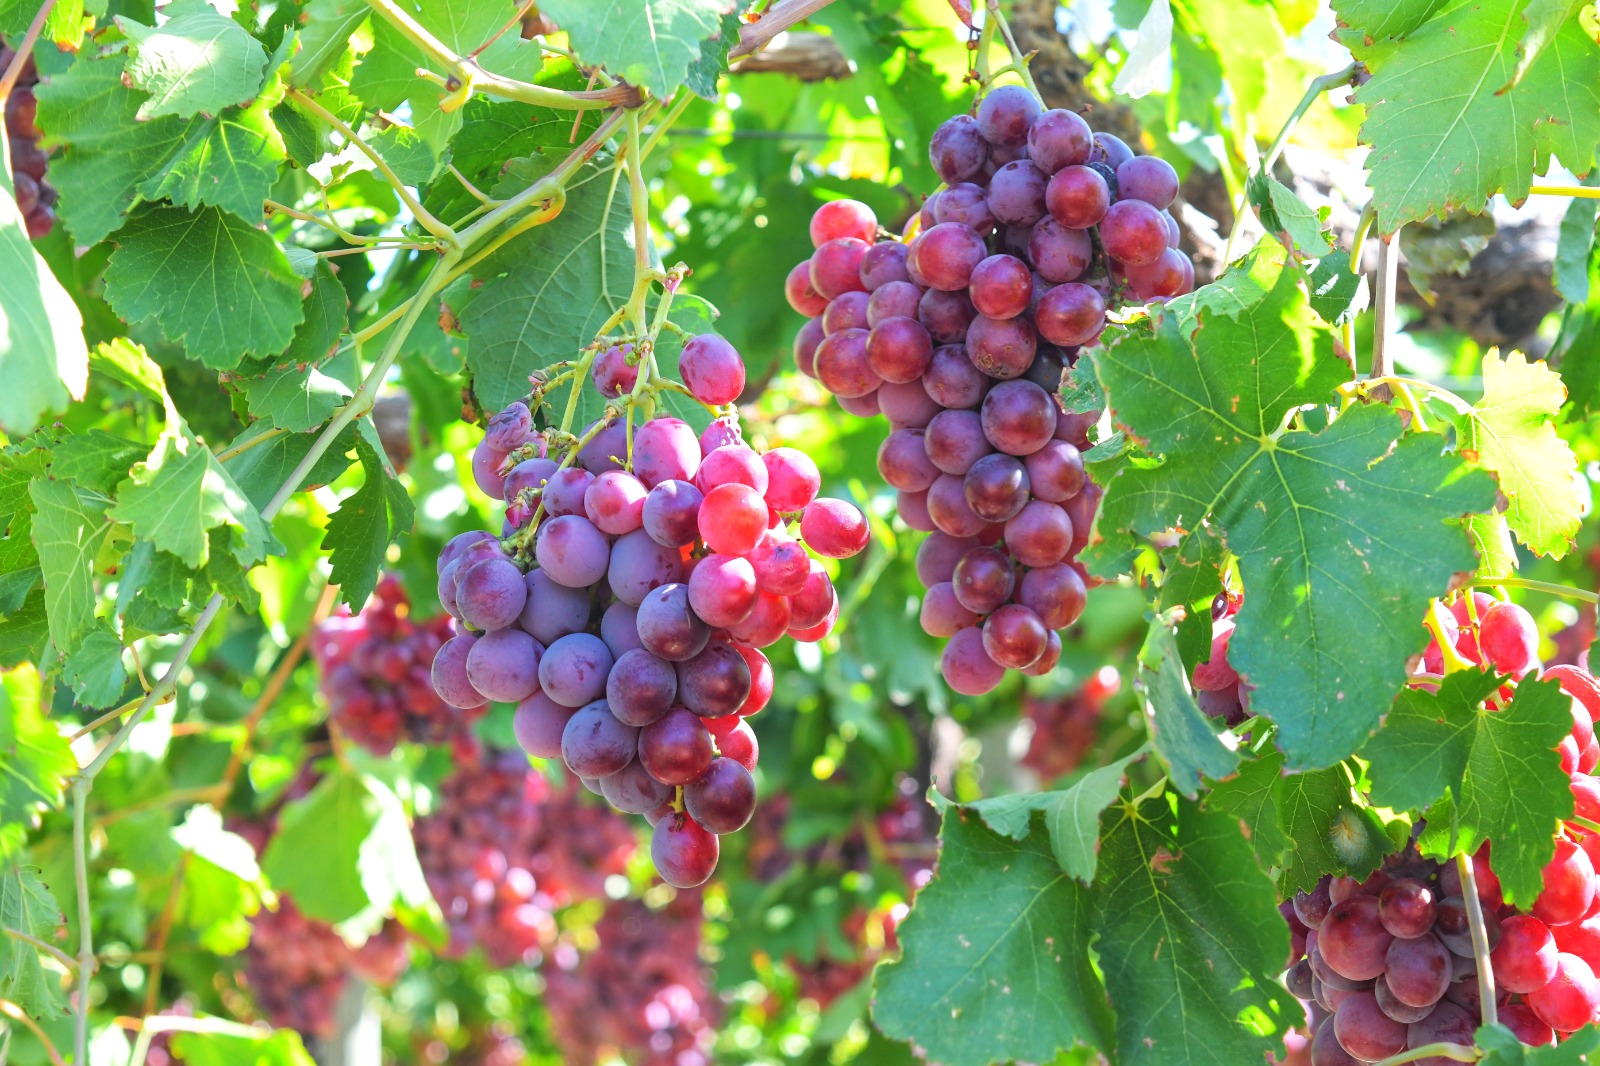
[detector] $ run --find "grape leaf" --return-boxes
[540,0,736,98]
[118,0,269,119]
[369,124,443,187]
[683,10,740,100]
[169,1024,316,1066]
[59,626,129,709]
[322,437,414,610]
[1250,175,1334,258]
[240,362,352,433]
[1204,748,1292,868]
[1506,0,1588,90]
[1272,765,1392,893]
[1089,247,1498,770]
[871,808,1114,1066]
[1371,673,1572,906]
[1137,621,1239,795]
[48,432,142,495]
[0,0,84,48]
[462,160,634,413]
[1554,181,1598,303]
[261,769,436,925]
[291,0,367,88]
[1465,511,1520,579]
[27,478,114,651]
[0,864,64,1018]
[0,674,76,838]
[281,263,348,369]
[1348,0,1600,230]
[108,435,274,570]
[1460,350,1581,559]
[39,52,287,246]
[958,749,1147,883]
[171,805,264,955]
[349,0,539,112]
[1476,1021,1600,1062]
[0,142,89,438]
[0,589,47,669]
[1090,797,1291,1066]
[224,422,360,511]
[88,339,170,410]
[103,206,305,370]
[1331,0,1449,38]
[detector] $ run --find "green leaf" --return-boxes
[960,750,1147,883]
[168,1022,315,1066]
[0,864,64,1018]
[1332,0,1448,38]
[369,124,443,187]
[137,90,286,223]
[291,0,367,88]
[223,421,360,512]
[108,435,274,570]
[1349,0,1600,230]
[27,478,113,652]
[1554,181,1598,303]
[1476,1020,1600,1062]
[59,626,128,709]
[48,432,143,495]
[1465,511,1520,579]
[88,339,169,408]
[172,805,264,955]
[540,0,735,98]
[349,0,538,112]
[261,769,437,925]
[103,206,305,370]
[1506,0,1588,90]
[1373,673,1572,906]
[0,144,89,437]
[1273,765,1392,893]
[1205,748,1292,870]
[1460,349,1582,560]
[322,436,413,610]
[0,672,77,834]
[0,589,47,668]
[1137,620,1239,795]
[240,361,352,433]
[462,160,634,413]
[871,807,1113,1066]
[1250,174,1334,258]
[683,10,740,99]
[1090,247,1498,769]
[1091,797,1291,1066]
[0,0,84,48]
[118,0,269,119]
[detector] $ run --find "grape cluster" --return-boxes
[240,898,358,1039]
[543,893,716,1066]
[1191,589,1249,724]
[784,84,1191,694]
[431,334,870,888]
[412,750,564,966]
[313,575,477,756]
[1280,600,1600,1063]
[0,44,53,239]
[1020,664,1121,780]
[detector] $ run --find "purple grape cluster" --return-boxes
[543,892,716,1066]
[1,44,54,239]
[239,898,353,1039]
[430,334,871,889]
[785,85,1189,694]
[312,575,477,756]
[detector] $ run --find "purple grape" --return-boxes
[912,222,987,291]
[878,428,940,492]
[859,240,912,290]
[868,280,925,326]
[934,182,998,233]
[879,378,943,428]
[683,758,756,834]
[866,316,934,383]
[969,254,1033,320]
[1005,500,1072,566]
[606,648,679,727]
[461,625,544,702]
[504,457,558,502]
[455,556,528,631]
[642,479,704,549]
[541,467,593,518]
[512,691,573,758]
[982,379,1059,456]
[1101,199,1169,266]
[1090,132,1134,169]
[535,515,611,588]
[983,604,1048,669]
[633,417,701,488]
[920,581,980,636]
[432,634,487,709]
[1027,108,1093,173]
[941,626,1005,695]
[1025,440,1086,502]
[639,708,714,785]
[929,113,988,183]
[966,315,1038,380]
[676,640,752,717]
[823,291,872,335]
[1045,165,1110,229]
[986,160,1048,226]
[976,84,1041,147]
[561,700,637,779]
[1029,218,1092,283]
[925,408,994,475]
[600,758,675,814]
[600,601,644,659]
[926,474,988,537]
[1036,282,1106,347]
[917,288,977,343]
[923,344,989,409]
[815,327,881,399]
[636,583,711,662]
[963,453,1030,522]
[952,546,1014,614]
[1116,155,1180,210]
[484,401,533,452]
[915,531,979,586]
[651,814,719,888]
[538,633,614,708]
[578,420,627,474]
[794,317,824,377]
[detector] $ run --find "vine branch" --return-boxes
[730,0,839,60]
[0,0,56,104]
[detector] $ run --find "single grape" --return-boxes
[941,627,1006,695]
[920,582,980,637]
[866,316,935,383]
[591,344,637,398]
[982,379,1059,456]
[1332,991,1406,1061]
[561,700,638,779]
[935,182,999,234]
[923,345,989,409]
[1492,914,1558,994]
[837,390,881,418]
[749,534,811,596]
[1372,976,1435,1023]
[600,601,645,659]
[1383,933,1451,1008]
[917,287,977,343]
[1124,248,1195,301]
[1045,164,1110,228]
[1318,896,1393,981]
[1377,878,1436,940]
[683,757,757,834]
[1027,108,1093,174]
[651,814,720,888]
[599,757,675,815]
[1028,219,1092,283]
[952,546,1015,615]
[716,719,759,771]
[432,634,488,709]
[542,467,594,517]
[455,556,528,631]
[700,416,744,456]
[983,604,1048,669]
[966,315,1038,379]
[801,498,871,558]
[1036,282,1107,349]
[1500,1001,1556,1047]
[1309,1017,1359,1066]
[762,448,821,512]
[810,198,877,246]
[1089,132,1135,169]
[1005,500,1072,567]
[860,240,912,290]
[696,444,770,494]
[536,515,611,588]
[916,531,979,586]
[539,633,614,708]
[815,327,882,399]
[577,420,627,474]
[785,259,829,316]
[513,691,573,758]
[868,280,925,326]
[1528,953,1600,1033]
[680,334,746,406]
[676,641,753,717]
[1025,440,1086,502]
[986,160,1049,227]
[963,453,1031,522]
[913,222,988,291]
[485,401,533,452]
[929,113,988,183]
[879,379,943,428]
[1100,199,1169,266]
[607,529,685,607]
[926,475,989,537]
[734,645,774,716]
[823,291,872,335]
[639,708,714,785]
[1115,155,1180,210]
[699,483,768,556]
[687,553,759,627]
[584,470,648,535]
[504,457,558,504]
[897,489,935,531]
[787,562,837,630]
[1479,601,1539,675]
[642,479,704,548]
[969,254,1034,320]
[810,238,871,299]
[465,628,543,703]
[727,590,791,648]
[878,428,940,492]
[636,583,711,662]
[976,84,1041,147]
[1534,838,1596,925]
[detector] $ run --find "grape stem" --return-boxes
[1220,64,1357,265]
[1424,601,1476,674]
[0,998,64,1066]
[1370,1043,1481,1066]
[729,0,840,60]
[1528,184,1600,199]
[1369,229,1401,400]
[981,0,1042,98]
[1570,814,1600,836]
[1472,576,1600,605]
[71,781,93,1064]
[1455,850,1499,1029]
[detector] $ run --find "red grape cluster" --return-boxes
[313,575,476,756]
[239,898,358,1039]
[0,44,54,239]
[785,84,1191,694]
[1020,664,1121,780]
[543,893,716,1066]
[431,333,871,889]
[412,749,560,966]
[1280,600,1600,1062]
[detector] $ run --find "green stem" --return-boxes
[639,92,695,161]
[1570,814,1600,835]
[1473,576,1600,605]
[286,89,459,247]
[72,782,93,1065]
[1456,852,1498,1029]
[983,0,1041,98]
[263,199,394,246]
[1371,1043,1480,1066]
[215,425,287,463]
[1371,229,1401,388]
[4,926,76,972]
[1221,65,1356,264]
[1529,184,1600,199]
